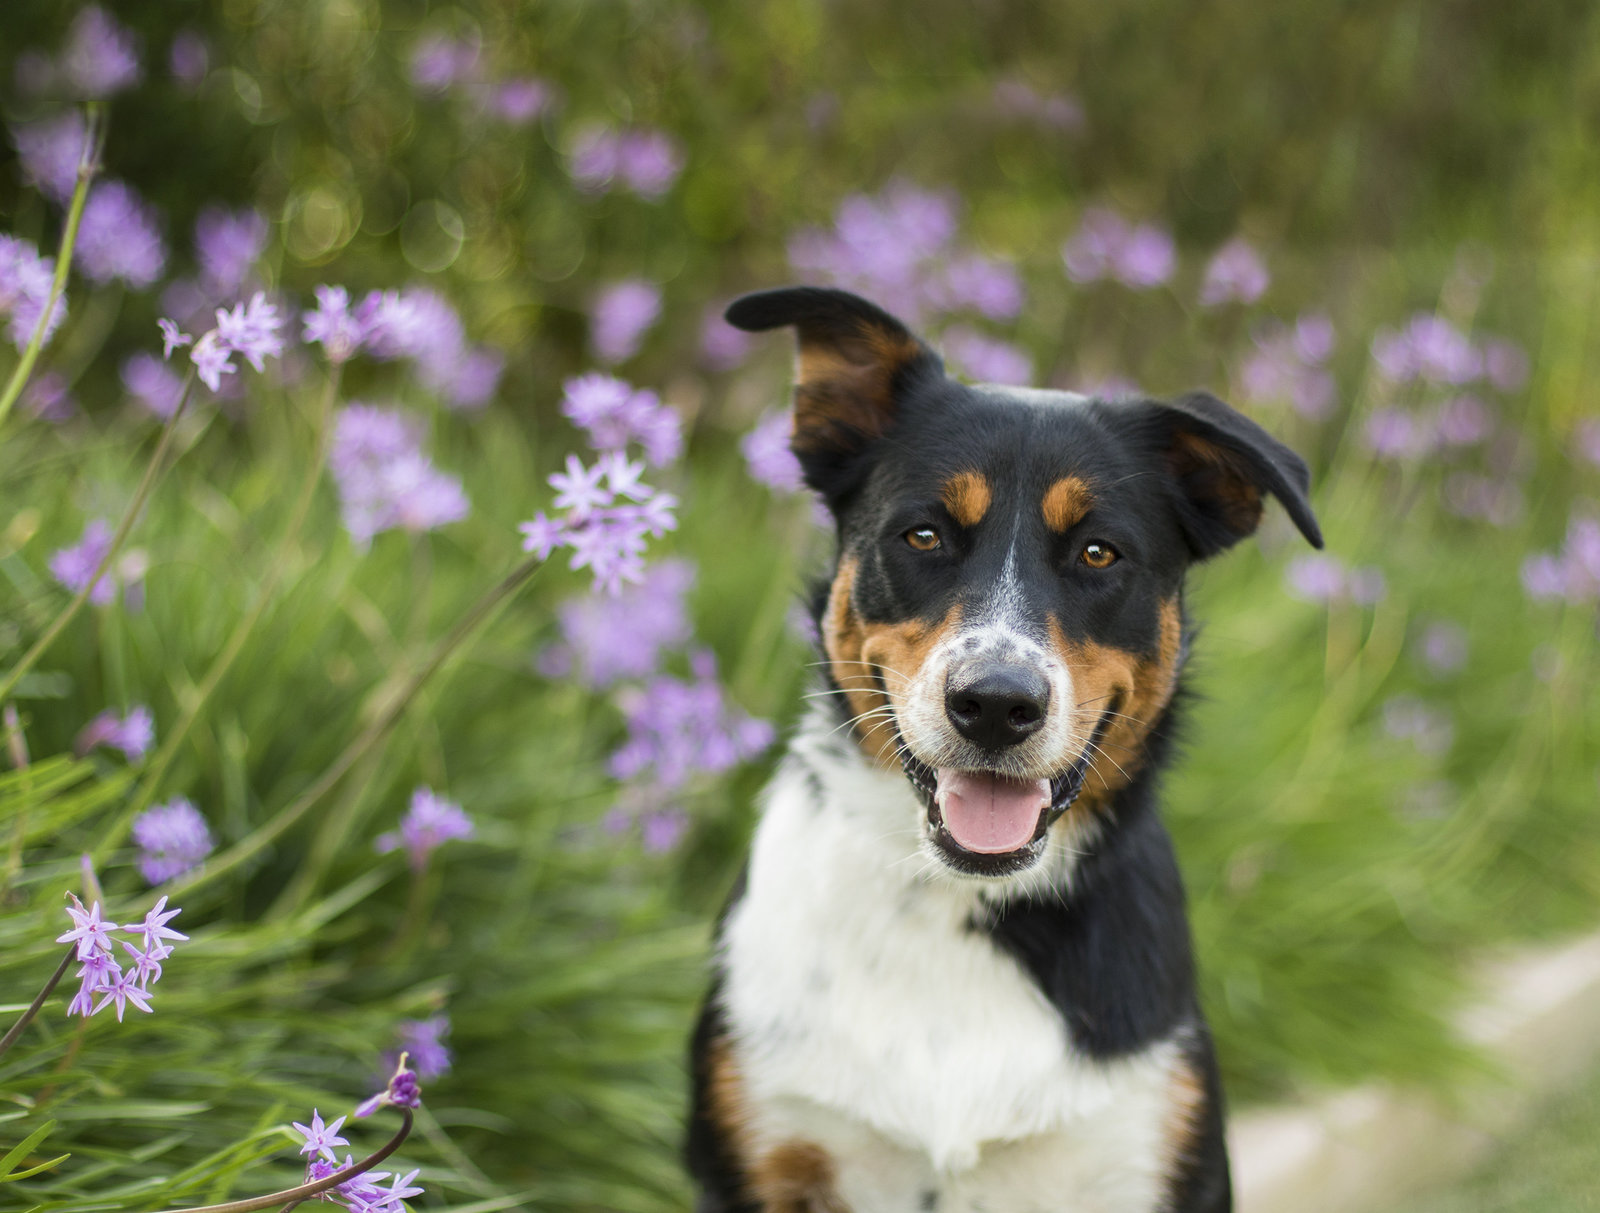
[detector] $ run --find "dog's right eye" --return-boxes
[904,527,942,552]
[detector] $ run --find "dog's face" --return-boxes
[728,287,1322,880]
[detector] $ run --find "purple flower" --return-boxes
[292,1110,350,1162]
[518,512,565,561]
[560,373,682,465]
[410,32,478,94]
[616,129,685,197]
[591,280,662,363]
[1284,553,1346,603]
[991,80,1085,131]
[1114,224,1176,288]
[1417,621,1468,675]
[58,893,119,961]
[568,127,623,192]
[940,326,1034,386]
[10,112,89,204]
[93,968,155,1021]
[1443,472,1523,528]
[23,372,76,423]
[75,705,155,760]
[122,353,186,418]
[49,519,116,605]
[1,234,68,352]
[543,560,695,688]
[356,1057,425,1119]
[76,182,167,288]
[1061,208,1129,284]
[1381,695,1454,757]
[608,654,774,795]
[301,285,366,363]
[1522,553,1571,601]
[159,318,194,360]
[741,410,805,493]
[213,291,285,371]
[1371,314,1482,385]
[131,799,215,885]
[1362,408,1429,460]
[374,787,474,871]
[120,936,171,989]
[1293,314,1336,364]
[169,30,209,88]
[395,1017,452,1080]
[699,305,752,371]
[328,405,469,544]
[125,895,189,947]
[1482,339,1529,393]
[488,77,551,124]
[1524,515,1600,604]
[521,446,678,595]
[1430,395,1492,447]
[439,346,504,410]
[195,208,269,297]
[61,6,142,99]
[189,330,236,392]
[640,808,689,853]
[1199,239,1269,307]
[933,256,1025,321]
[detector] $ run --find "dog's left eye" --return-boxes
[905,527,943,552]
[1081,541,1119,569]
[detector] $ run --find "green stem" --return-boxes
[149,553,543,903]
[0,376,197,707]
[153,1109,413,1213]
[108,367,342,845]
[0,945,74,1062]
[0,106,103,434]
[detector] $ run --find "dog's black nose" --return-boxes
[945,664,1050,750]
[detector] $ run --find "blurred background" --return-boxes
[1,1,1597,1210]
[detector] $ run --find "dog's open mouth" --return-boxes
[899,707,1112,875]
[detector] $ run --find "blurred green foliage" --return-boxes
[2,2,1600,1211]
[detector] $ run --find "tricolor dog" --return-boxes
[688,287,1322,1212]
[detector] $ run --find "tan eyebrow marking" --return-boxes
[1042,476,1094,532]
[942,471,992,528]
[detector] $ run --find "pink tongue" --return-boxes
[935,769,1051,854]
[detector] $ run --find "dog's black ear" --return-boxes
[1126,390,1323,558]
[725,286,941,479]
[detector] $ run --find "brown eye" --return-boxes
[905,527,942,552]
[1081,541,1119,569]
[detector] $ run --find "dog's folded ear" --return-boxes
[1128,391,1323,558]
[725,287,942,490]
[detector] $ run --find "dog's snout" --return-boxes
[944,663,1050,750]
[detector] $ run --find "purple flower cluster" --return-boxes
[195,207,269,298]
[608,650,776,817]
[75,705,155,761]
[409,31,552,126]
[384,1017,453,1081]
[1061,207,1176,289]
[77,181,167,288]
[1371,314,1527,392]
[940,325,1034,386]
[540,560,695,689]
[295,1101,424,1213]
[740,410,806,493]
[568,126,685,197]
[23,372,76,422]
[1238,314,1337,420]
[0,233,67,352]
[520,452,679,594]
[1522,514,1600,604]
[159,292,285,391]
[301,285,504,408]
[788,180,1022,326]
[121,352,186,418]
[49,519,117,605]
[559,373,682,466]
[699,303,753,371]
[374,787,474,872]
[131,799,215,885]
[1415,620,1469,676]
[1381,695,1455,757]
[1284,553,1387,606]
[327,404,470,546]
[1199,239,1270,307]
[353,1056,424,1118]
[58,893,185,1021]
[991,80,1085,130]
[1363,395,1495,460]
[9,111,89,203]
[1578,419,1600,470]
[59,6,142,99]
[169,30,209,88]
[591,280,663,363]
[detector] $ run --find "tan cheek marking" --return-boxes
[824,557,960,767]
[1160,1054,1209,1197]
[750,1142,849,1212]
[942,471,992,528]
[1049,596,1183,800]
[1041,476,1095,532]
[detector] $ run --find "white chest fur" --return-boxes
[718,726,1182,1212]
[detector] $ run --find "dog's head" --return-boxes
[729,286,1323,880]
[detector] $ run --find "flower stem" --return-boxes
[152,1109,413,1213]
[145,552,543,902]
[0,106,103,435]
[0,374,197,707]
[0,945,74,1062]
[108,366,342,842]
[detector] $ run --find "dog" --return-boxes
[687,286,1322,1212]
